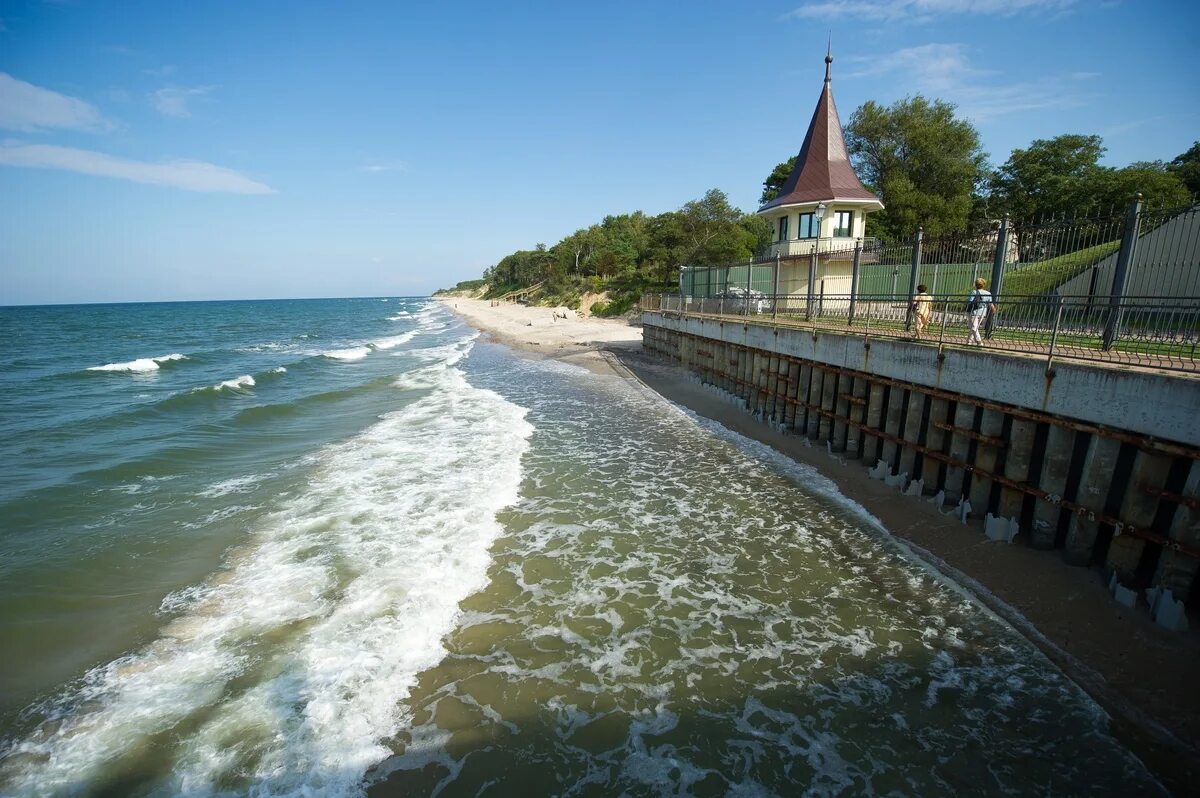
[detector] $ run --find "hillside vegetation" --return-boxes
[436,189,770,317]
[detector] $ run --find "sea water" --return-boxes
[0,299,1164,796]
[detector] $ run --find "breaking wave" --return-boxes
[86,353,188,373]
[0,335,533,796]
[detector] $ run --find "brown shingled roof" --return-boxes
[758,55,881,213]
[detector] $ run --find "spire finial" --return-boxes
[824,34,833,83]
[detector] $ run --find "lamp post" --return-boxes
[808,202,826,320]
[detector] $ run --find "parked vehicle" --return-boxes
[720,287,770,314]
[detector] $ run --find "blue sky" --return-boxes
[1,0,1197,304]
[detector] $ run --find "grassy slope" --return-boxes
[1002,240,1120,296]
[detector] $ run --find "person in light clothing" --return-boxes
[911,284,932,339]
[966,277,994,345]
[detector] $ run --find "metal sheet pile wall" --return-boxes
[642,321,1200,608]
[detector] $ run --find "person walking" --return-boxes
[966,277,994,345]
[911,284,932,339]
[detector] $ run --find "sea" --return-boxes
[0,297,1165,796]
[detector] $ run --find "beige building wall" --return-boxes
[765,202,875,259]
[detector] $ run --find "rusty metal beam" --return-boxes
[1141,485,1200,510]
[933,421,1007,449]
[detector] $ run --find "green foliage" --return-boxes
[760,157,796,205]
[590,295,638,317]
[988,134,1106,222]
[467,188,762,307]
[846,96,988,239]
[1098,161,1191,211]
[988,135,1191,223]
[1169,141,1200,197]
[432,278,487,296]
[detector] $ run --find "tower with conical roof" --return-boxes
[758,46,883,264]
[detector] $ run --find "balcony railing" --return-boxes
[767,237,877,259]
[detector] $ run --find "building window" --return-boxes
[833,210,853,237]
[798,212,817,239]
[778,215,790,242]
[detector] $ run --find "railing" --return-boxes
[685,201,1199,304]
[640,292,1200,373]
[768,237,872,258]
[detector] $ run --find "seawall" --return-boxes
[641,310,1200,612]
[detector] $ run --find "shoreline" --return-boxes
[436,296,1199,795]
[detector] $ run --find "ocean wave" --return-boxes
[322,346,371,361]
[0,338,535,796]
[370,331,417,351]
[321,331,417,361]
[86,353,188,373]
[190,367,289,395]
[214,374,255,391]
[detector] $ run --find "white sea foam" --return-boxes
[0,335,533,797]
[322,346,371,361]
[236,342,290,353]
[370,331,417,350]
[218,375,255,391]
[198,474,267,499]
[87,353,187,373]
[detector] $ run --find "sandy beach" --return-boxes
[439,296,1200,795]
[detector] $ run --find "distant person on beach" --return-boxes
[966,277,994,345]
[911,284,932,339]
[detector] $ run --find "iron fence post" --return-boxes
[904,227,922,332]
[937,296,948,351]
[985,217,1009,340]
[849,239,862,325]
[773,253,780,319]
[745,258,752,317]
[807,242,818,321]
[1103,194,1143,350]
[1047,295,1065,374]
[990,217,1009,297]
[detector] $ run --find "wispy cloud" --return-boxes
[0,73,109,132]
[149,85,214,118]
[144,64,177,79]
[845,43,1094,120]
[0,142,275,194]
[788,0,1076,22]
[359,161,405,173]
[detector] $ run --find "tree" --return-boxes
[989,135,1192,221]
[987,134,1109,221]
[1168,141,1200,197]
[760,157,796,205]
[1096,161,1190,212]
[677,189,760,267]
[842,96,988,239]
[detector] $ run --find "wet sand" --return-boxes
[437,296,1200,795]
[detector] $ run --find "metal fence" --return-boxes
[662,198,1200,372]
[681,200,1200,304]
[641,292,1200,373]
